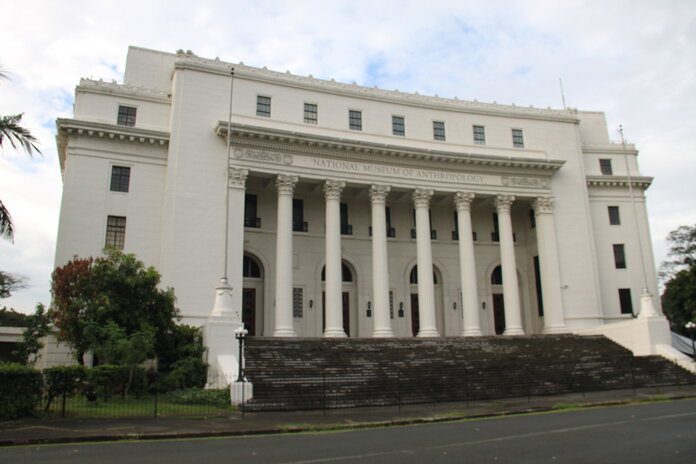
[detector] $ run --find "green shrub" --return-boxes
[0,363,42,419]
[87,365,148,399]
[166,388,230,407]
[43,365,88,411]
[160,357,207,391]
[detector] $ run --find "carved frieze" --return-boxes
[501,176,550,188]
[233,148,293,166]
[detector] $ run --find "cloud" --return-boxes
[1,0,695,311]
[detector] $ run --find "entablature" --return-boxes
[76,78,171,104]
[586,175,652,189]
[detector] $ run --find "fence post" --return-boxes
[61,391,67,418]
[241,378,245,419]
[322,367,327,415]
[526,365,531,404]
[153,386,158,418]
[465,366,469,408]
[630,357,636,396]
[396,368,401,413]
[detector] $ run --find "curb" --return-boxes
[2,393,695,447]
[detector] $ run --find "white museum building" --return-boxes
[54,47,691,381]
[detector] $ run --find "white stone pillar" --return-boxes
[534,197,567,333]
[455,192,482,336]
[211,168,248,318]
[370,184,394,338]
[273,174,298,337]
[323,180,346,338]
[413,188,439,337]
[496,194,524,335]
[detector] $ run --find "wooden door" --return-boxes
[493,293,506,335]
[242,288,256,336]
[411,293,420,336]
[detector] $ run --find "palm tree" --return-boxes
[0,65,41,241]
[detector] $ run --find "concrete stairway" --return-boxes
[242,335,696,411]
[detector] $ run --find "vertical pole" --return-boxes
[223,67,235,281]
[61,392,66,418]
[154,386,158,418]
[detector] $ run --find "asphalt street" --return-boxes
[2,398,695,463]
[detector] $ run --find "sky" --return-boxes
[1,0,695,314]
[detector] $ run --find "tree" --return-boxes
[49,249,180,364]
[660,224,696,336]
[0,65,41,241]
[0,271,28,298]
[13,303,50,365]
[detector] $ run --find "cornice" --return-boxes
[174,50,578,123]
[582,143,638,155]
[55,118,170,174]
[586,175,652,189]
[216,122,565,174]
[77,78,171,103]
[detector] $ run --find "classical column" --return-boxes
[370,184,394,337]
[413,188,439,337]
[323,180,346,337]
[273,174,298,337]
[496,194,525,335]
[534,197,566,333]
[455,192,482,336]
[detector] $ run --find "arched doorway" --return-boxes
[408,265,445,336]
[242,254,264,336]
[491,265,505,335]
[321,261,357,337]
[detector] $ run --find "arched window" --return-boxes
[243,255,261,278]
[321,263,353,282]
[409,266,438,285]
[491,265,503,285]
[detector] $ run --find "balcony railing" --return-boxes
[411,229,437,239]
[244,217,261,228]
[368,226,396,238]
[491,232,516,242]
[341,224,353,235]
[453,231,478,241]
[293,221,309,232]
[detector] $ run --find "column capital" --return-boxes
[369,184,391,204]
[324,179,346,201]
[413,188,434,208]
[495,194,515,213]
[454,191,476,211]
[534,196,554,215]
[228,168,249,189]
[276,175,299,196]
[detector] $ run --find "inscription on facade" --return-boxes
[501,176,550,188]
[234,148,293,165]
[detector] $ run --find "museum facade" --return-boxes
[54,46,661,340]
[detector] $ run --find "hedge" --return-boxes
[0,363,42,419]
[43,365,88,411]
[88,365,148,399]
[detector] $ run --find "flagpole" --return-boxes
[223,66,235,281]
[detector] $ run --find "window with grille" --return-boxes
[117,106,136,126]
[256,96,271,117]
[600,159,613,175]
[512,129,524,148]
[304,103,318,124]
[473,125,486,144]
[392,116,405,136]
[349,110,362,130]
[105,216,126,250]
[613,244,626,269]
[292,287,303,318]
[110,166,130,192]
[433,121,445,141]
[608,206,621,225]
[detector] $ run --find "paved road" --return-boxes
[3,399,695,463]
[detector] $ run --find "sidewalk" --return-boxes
[2,386,695,446]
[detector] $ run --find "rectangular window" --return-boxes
[433,121,446,141]
[599,159,613,175]
[304,103,318,124]
[110,166,131,193]
[608,206,621,225]
[473,125,486,144]
[452,211,459,240]
[392,116,405,136]
[512,129,524,148]
[105,215,126,250]
[386,206,395,237]
[492,213,500,241]
[340,202,352,235]
[533,256,544,317]
[292,198,307,232]
[618,288,633,314]
[349,110,362,130]
[613,244,626,269]
[530,209,536,228]
[256,95,271,117]
[117,106,136,127]
[244,194,260,228]
[292,287,303,318]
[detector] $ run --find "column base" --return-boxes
[637,291,660,319]
[323,328,347,338]
[273,327,297,337]
[542,324,568,334]
[462,327,483,337]
[372,328,395,338]
[503,326,525,336]
[417,328,440,337]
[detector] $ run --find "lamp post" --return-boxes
[234,326,248,382]
[686,321,696,363]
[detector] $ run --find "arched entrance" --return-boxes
[242,253,264,336]
[321,261,357,337]
[408,265,445,336]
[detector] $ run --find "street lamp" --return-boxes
[234,326,248,382]
[686,321,696,363]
